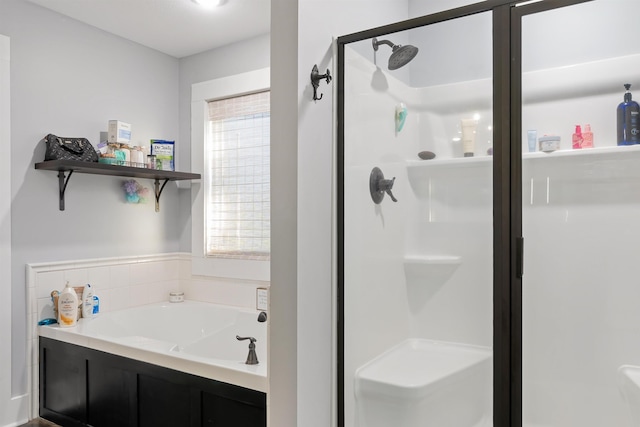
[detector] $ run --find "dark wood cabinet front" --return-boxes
[39,337,266,427]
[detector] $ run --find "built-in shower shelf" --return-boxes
[409,145,640,168]
[407,144,640,196]
[403,255,461,287]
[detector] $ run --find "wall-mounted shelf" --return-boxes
[35,159,201,212]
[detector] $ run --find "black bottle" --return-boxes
[617,84,640,145]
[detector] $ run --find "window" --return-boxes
[191,68,270,280]
[205,91,270,260]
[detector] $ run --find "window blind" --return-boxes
[206,91,270,260]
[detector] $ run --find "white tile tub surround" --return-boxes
[26,252,270,419]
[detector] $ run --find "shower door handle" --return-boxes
[516,236,524,279]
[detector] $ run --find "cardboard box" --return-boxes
[108,120,131,143]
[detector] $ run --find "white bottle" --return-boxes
[58,282,78,328]
[82,283,94,319]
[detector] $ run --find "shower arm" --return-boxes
[372,38,396,51]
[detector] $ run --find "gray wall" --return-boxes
[1,0,180,395]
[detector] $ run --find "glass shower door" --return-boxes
[340,9,494,427]
[520,1,640,426]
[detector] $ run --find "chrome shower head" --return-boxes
[372,37,419,70]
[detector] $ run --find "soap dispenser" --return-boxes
[617,84,640,145]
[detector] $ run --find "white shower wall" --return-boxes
[343,47,493,426]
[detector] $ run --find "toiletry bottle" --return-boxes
[582,124,594,148]
[572,125,583,149]
[461,118,478,157]
[58,282,78,328]
[92,295,100,316]
[82,283,94,319]
[527,130,537,153]
[617,84,640,145]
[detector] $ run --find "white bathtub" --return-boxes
[38,300,268,392]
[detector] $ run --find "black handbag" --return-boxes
[44,133,99,162]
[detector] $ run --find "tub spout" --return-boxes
[236,335,259,365]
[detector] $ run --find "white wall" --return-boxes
[281,2,412,427]
[0,32,21,427]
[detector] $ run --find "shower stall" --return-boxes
[337,0,640,426]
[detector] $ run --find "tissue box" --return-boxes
[108,120,131,143]
[150,139,175,171]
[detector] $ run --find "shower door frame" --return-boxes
[336,0,594,426]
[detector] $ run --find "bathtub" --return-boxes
[38,300,268,392]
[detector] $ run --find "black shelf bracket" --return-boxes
[57,170,74,211]
[154,178,170,213]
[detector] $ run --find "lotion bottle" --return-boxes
[617,84,640,145]
[82,283,94,319]
[58,282,78,327]
[461,118,478,157]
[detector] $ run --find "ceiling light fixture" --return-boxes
[192,0,222,9]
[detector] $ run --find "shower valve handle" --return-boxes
[370,167,398,204]
[380,177,398,202]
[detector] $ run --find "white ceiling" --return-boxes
[25,0,271,58]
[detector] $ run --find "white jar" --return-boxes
[539,135,561,153]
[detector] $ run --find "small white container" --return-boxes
[539,135,561,152]
[169,292,184,303]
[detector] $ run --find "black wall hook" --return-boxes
[311,64,332,101]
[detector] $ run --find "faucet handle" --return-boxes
[236,335,257,343]
[236,335,259,365]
